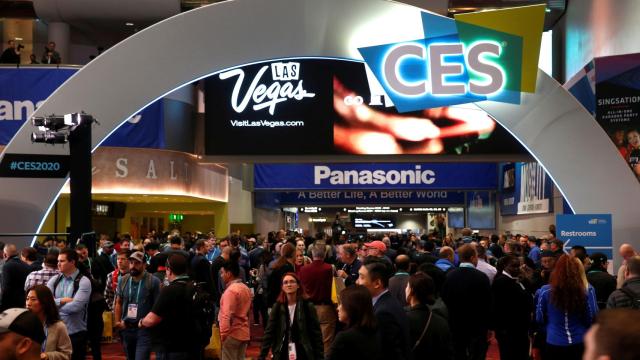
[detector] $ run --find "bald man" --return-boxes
[0,245,30,311]
[617,244,638,289]
[389,254,411,306]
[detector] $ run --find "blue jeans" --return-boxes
[120,327,152,360]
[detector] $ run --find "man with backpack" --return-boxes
[607,256,640,309]
[140,252,211,359]
[47,248,92,360]
[114,251,161,360]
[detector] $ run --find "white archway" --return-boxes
[1,0,638,265]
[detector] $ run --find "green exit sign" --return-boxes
[169,213,184,222]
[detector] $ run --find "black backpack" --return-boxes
[177,280,215,347]
[52,273,85,297]
[619,287,640,309]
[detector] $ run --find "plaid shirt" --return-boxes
[105,270,127,312]
[24,267,59,292]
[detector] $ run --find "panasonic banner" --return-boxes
[556,214,613,259]
[254,163,497,190]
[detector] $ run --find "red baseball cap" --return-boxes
[364,240,387,252]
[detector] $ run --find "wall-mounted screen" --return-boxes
[205,58,527,156]
[447,207,465,228]
[350,214,396,229]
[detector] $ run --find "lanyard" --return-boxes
[128,276,143,304]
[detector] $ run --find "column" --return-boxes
[48,22,70,64]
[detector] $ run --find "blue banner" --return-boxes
[0,68,76,144]
[254,163,498,190]
[556,214,613,259]
[563,61,596,116]
[499,162,554,215]
[255,190,465,208]
[0,68,164,148]
[101,100,165,148]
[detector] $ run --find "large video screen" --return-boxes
[204,58,527,155]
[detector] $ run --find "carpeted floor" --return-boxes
[92,322,501,360]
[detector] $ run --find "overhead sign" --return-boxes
[0,153,69,178]
[254,163,497,190]
[358,5,545,112]
[205,58,527,156]
[556,214,613,259]
[255,190,465,208]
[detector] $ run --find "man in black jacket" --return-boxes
[0,40,20,64]
[491,255,533,360]
[586,253,616,309]
[190,239,214,295]
[357,256,411,360]
[0,244,31,311]
[607,256,640,309]
[441,244,492,360]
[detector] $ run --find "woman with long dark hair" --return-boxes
[405,272,454,360]
[259,272,323,360]
[26,285,72,360]
[266,243,296,308]
[536,254,598,359]
[326,285,381,360]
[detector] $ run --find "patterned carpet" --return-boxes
[92,323,501,360]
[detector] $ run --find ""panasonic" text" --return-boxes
[314,165,436,185]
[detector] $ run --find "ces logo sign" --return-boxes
[358,5,546,112]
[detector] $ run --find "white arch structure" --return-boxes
[1,0,638,264]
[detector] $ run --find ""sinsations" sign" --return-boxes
[358,5,546,112]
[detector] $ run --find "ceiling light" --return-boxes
[125,22,134,26]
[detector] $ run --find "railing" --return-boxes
[0,64,83,69]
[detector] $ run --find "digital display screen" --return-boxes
[204,58,527,156]
[351,214,396,229]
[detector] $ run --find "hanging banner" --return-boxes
[100,100,165,148]
[500,162,554,215]
[595,53,640,180]
[0,68,76,144]
[0,68,165,148]
[254,163,498,190]
[255,190,465,207]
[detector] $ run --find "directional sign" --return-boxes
[556,214,613,259]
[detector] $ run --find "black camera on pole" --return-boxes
[31,113,96,144]
[29,112,97,254]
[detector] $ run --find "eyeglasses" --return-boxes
[282,280,298,285]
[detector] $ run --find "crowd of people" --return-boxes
[0,40,61,64]
[0,227,639,360]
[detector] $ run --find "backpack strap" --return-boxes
[53,274,64,295]
[53,273,83,297]
[118,274,131,296]
[145,272,154,291]
[72,275,82,297]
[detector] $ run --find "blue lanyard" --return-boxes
[128,276,143,305]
